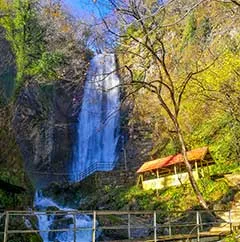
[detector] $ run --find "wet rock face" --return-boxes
[13,80,84,188]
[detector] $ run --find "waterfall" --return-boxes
[34,53,120,241]
[71,53,120,182]
[35,192,94,242]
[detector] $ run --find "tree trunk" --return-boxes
[175,122,208,209]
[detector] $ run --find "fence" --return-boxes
[0,209,239,242]
[28,161,118,183]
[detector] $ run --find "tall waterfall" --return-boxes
[35,53,120,241]
[71,53,120,182]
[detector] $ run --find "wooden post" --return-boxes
[153,211,157,242]
[73,213,77,242]
[156,170,159,178]
[137,174,144,187]
[168,216,172,236]
[196,211,200,242]
[92,211,96,242]
[137,175,140,186]
[229,210,233,233]
[174,165,177,175]
[128,213,131,239]
[200,159,205,178]
[3,212,9,242]
[156,170,159,195]
[199,212,203,230]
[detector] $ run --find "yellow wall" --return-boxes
[142,171,199,190]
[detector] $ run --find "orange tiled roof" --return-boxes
[137,147,210,173]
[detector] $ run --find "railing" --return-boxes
[28,161,118,183]
[1,209,239,242]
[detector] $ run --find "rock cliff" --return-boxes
[0,26,16,103]
[13,80,85,188]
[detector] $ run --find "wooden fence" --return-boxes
[0,209,239,242]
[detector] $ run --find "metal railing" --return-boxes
[28,161,118,182]
[1,209,239,242]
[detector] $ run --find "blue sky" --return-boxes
[63,0,116,51]
[63,0,112,20]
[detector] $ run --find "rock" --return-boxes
[2,213,43,242]
[46,206,60,212]
[0,26,16,103]
[13,80,85,188]
[98,213,151,240]
[48,216,73,240]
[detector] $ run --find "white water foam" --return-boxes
[34,191,94,242]
[71,53,120,182]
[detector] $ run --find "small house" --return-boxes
[137,147,215,191]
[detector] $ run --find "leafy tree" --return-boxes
[0,0,65,89]
[0,0,92,93]
[98,0,240,208]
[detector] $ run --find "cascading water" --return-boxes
[71,53,120,182]
[34,53,120,241]
[34,192,94,242]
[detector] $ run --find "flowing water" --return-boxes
[35,192,93,242]
[35,53,120,241]
[70,53,120,182]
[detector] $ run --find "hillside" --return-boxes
[0,0,240,241]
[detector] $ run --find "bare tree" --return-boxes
[38,0,92,83]
[94,0,228,209]
[229,0,240,6]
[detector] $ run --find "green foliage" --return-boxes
[8,234,42,242]
[28,51,64,80]
[160,137,182,156]
[1,0,37,84]
[198,177,229,201]
[181,13,197,48]
[109,178,229,214]
[223,233,240,242]
[0,0,65,89]
[185,112,240,175]
[0,169,31,209]
[29,235,43,242]
[114,186,166,211]
[198,17,212,44]
[5,215,42,242]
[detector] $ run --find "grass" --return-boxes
[110,176,230,213]
[223,233,240,242]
